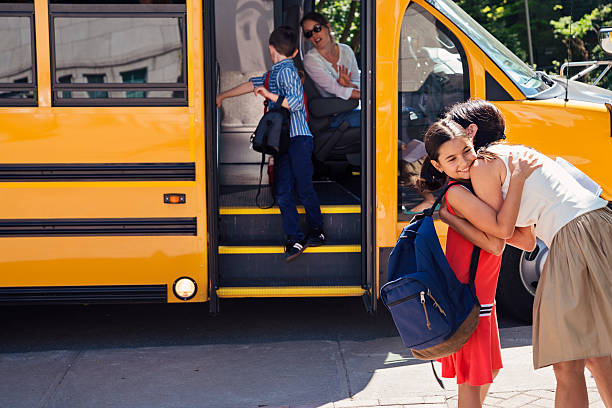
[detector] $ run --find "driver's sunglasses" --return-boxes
[303,24,323,39]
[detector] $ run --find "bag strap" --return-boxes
[263,72,270,114]
[255,153,274,209]
[430,361,445,389]
[423,180,481,300]
[422,180,469,217]
[468,245,481,302]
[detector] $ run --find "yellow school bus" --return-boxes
[0,0,609,321]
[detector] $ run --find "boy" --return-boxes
[216,26,326,262]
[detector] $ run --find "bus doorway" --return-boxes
[210,0,372,310]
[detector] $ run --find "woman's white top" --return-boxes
[486,143,607,248]
[303,43,360,100]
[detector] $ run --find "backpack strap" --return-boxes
[430,361,445,389]
[424,180,482,302]
[422,180,470,217]
[468,245,481,303]
[255,152,274,209]
[263,71,270,114]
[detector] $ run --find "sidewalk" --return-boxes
[0,325,603,408]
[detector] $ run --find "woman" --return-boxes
[441,99,612,408]
[300,12,360,128]
[420,120,539,407]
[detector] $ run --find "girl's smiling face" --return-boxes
[431,137,477,181]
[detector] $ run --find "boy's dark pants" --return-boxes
[275,135,323,242]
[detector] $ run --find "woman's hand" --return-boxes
[336,65,354,88]
[508,151,542,182]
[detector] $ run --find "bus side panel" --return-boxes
[0,108,207,302]
[0,108,194,163]
[496,100,611,199]
[0,236,204,302]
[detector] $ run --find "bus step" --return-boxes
[218,205,360,245]
[217,245,361,287]
[216,286,366,298]
[219,181,359,208]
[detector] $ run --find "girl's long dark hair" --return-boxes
[445,99,506,150]
[418,120,470,192]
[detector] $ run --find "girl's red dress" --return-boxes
[438,187,503,386]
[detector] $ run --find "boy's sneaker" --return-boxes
[305,229,326,247]
[285,240,305,263]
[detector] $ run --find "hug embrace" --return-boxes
[419,99,612,408]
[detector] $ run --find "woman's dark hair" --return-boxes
[445,99,506,150]
[418,119,470,192]
[300,11,330,29]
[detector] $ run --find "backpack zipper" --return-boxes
[427,289,447,317]
[386,292,419,307]
[420,291,431,330]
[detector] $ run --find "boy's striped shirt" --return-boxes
[250,58,312,138]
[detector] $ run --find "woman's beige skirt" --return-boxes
[532,206,612,369]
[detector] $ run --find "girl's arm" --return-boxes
[506,225,536,252]
[449,152,541,239]
[439,199,505,255]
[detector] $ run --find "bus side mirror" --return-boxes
[600,27,612,55]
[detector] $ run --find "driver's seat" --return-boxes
[297,63,361,178]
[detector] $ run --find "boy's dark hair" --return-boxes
[445,99,506,150]
[300,11,330,28]
[269,26,298,58]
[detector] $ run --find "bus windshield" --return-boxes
[426,0,549,97]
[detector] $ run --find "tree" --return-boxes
[315,0,361,59]
[550,4,612,89]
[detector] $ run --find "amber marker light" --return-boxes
[163,193,186,204]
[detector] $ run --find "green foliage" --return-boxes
[313,0,612,89]
[457,0,612,89]
[550,3,612,88]
[315,0,361,56]
[457,0,527,61]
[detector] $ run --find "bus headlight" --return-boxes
[173,277,197,300]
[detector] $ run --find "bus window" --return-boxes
[397,2,468,218]
[0,1,36,106]
[49,3,187,106]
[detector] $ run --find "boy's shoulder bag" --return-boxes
[250,71,291,208]
[250,71,290,155]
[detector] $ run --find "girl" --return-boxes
[440,100,612,408]
[420,120,540,408]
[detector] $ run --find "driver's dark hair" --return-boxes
[445,99,506,150]
[300,11,330,29]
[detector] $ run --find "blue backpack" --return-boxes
[380,182,481,362]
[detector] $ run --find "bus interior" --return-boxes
[211,0,467,301]
[213,0,366,296]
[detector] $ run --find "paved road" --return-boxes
[0,299,603,407]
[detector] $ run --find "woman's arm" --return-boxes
[450,153,540,239]
[346,45,361,89]
[303,52,354,100]
[439,198,505,255]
